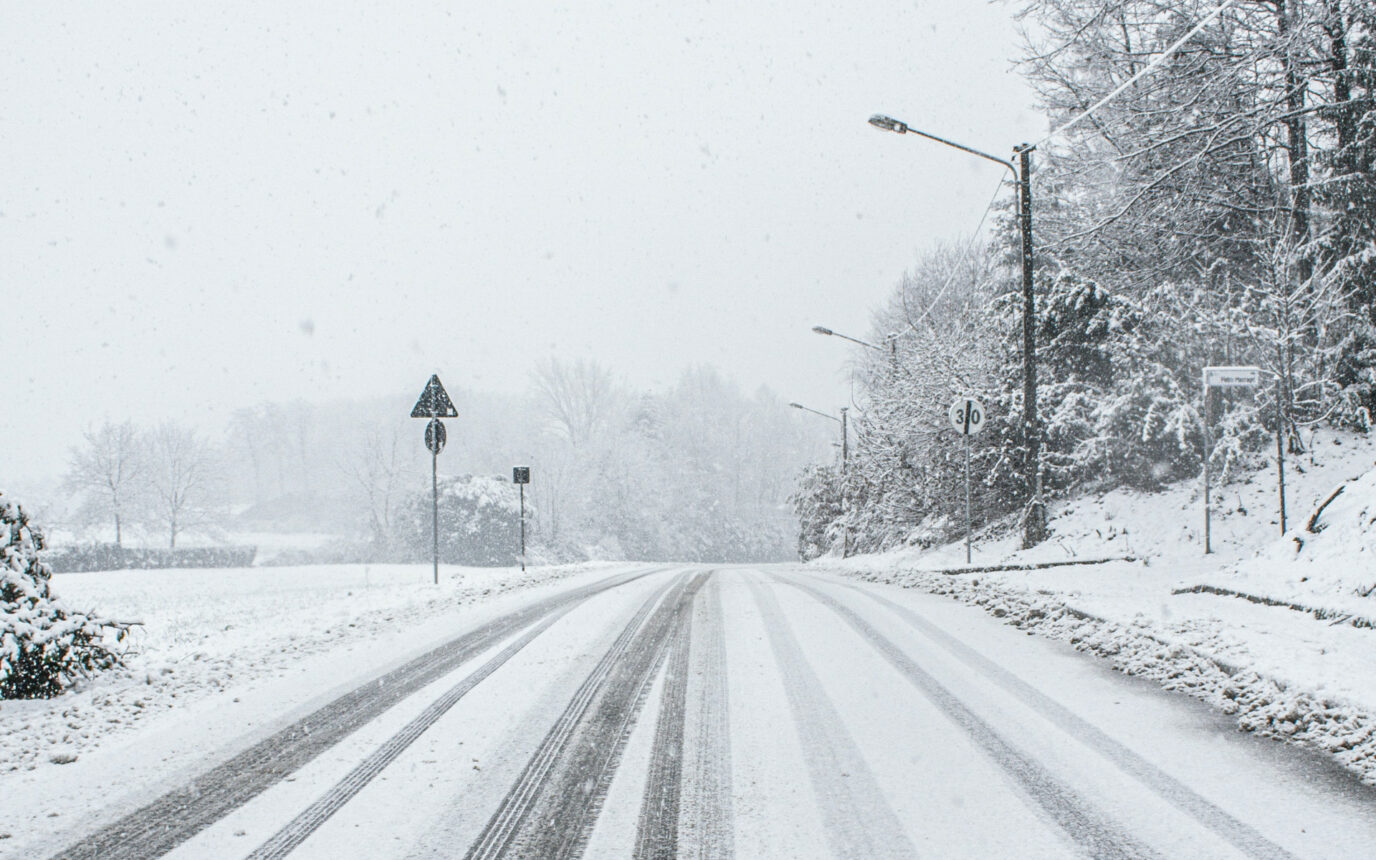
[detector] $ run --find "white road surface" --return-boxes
[32,565,1376,859]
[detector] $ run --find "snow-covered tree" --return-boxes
[63,420,149,546]
[148,422,222,548]
[338,422,413,553]
[1,490,126,699]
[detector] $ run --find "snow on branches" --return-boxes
[1,490,127,699]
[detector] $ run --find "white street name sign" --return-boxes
[1203,366,1261,388]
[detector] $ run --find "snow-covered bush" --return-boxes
[43,543,257,573]
[2,490,127,699]
[396,474,525,566]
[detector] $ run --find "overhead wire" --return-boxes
[1032,0,1239,151]
[899,171,1007,337]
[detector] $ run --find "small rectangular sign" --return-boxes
[513,466,530,484]
[1204,366,1260,388]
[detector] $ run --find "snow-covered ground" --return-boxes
[822,427,1376,785]
[7,430,1376,856]
[12,565,1376,859]
[0,561,629,779]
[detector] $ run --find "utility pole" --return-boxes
[867,115,1048,549]
[1017,144,1047,548]
[840,407,849,466]
[840,406,850,559]
[789,401,851,559]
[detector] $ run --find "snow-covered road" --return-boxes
[34,566,1376,858]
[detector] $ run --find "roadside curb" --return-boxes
[914,556,1137,576]
[1173,583,1376,631]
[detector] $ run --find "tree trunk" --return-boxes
[1278,0,1313,288]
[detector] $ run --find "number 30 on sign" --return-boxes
[948,397,986,436]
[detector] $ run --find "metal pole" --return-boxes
[840,407,849,559]
[519,483,526,571]
[1276,374,1287,533]
[1017,144,1046,549]
[840,407,849,465]
[965,437,972,564]
[431,449,439,585]
[1203,383,1212,554]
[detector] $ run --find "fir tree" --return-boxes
[1,490,127,699]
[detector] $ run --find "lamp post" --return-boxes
[791,401,850,557]
[868,113,1047,548]
[789,401,847,463]
[811,325,898,361]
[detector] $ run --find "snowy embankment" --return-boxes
[0,561,626,777]
[822,429,1376,785]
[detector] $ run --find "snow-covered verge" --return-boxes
[0,561,626,776]
[820,428,1376,785]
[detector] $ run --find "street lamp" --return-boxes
[790,401,850,557]
[789,401,848,464]
[812,324,897,360]
[868,113,1047,548]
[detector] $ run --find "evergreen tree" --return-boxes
[1,490,127,699]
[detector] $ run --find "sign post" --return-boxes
[411,374,458,584]
[512,466,530,571]
[948,396,987,563]
[1201,366,1283,554]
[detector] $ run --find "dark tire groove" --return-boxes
[840,579,1299,860]
[749,577,917,860]
[246,604,574,859]
[47,566,663,860]
[632,573,694,860]
[782,576,1163,860]
[465,571,709,860]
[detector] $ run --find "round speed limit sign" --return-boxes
[948,396,986,436]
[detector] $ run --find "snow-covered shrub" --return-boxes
[396,474,525,566]
[2,490,127,699]
[1334,324,1376,431]
[43,543,257,573]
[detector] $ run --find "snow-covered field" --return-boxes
[823,428,1376,784]
[0,561,628,779]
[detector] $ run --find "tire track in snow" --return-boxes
[674,573,735,860]
[632,572,696,859]
[47,566,664,860]
[464,571,708,860]
[747,576,919,860]
[783,577,1162,860]
[246,604,574,860]
[839,579,1299,860]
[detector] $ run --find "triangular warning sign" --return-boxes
[410,374,458,418]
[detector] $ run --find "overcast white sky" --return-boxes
[2,0,1043,484]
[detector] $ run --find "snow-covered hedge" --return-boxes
[2,490,128,698]
[44,543,257,573]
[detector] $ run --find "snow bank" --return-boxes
[1195,467,1376,623]
[823,429,1376,786]
[0,561,621,774]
